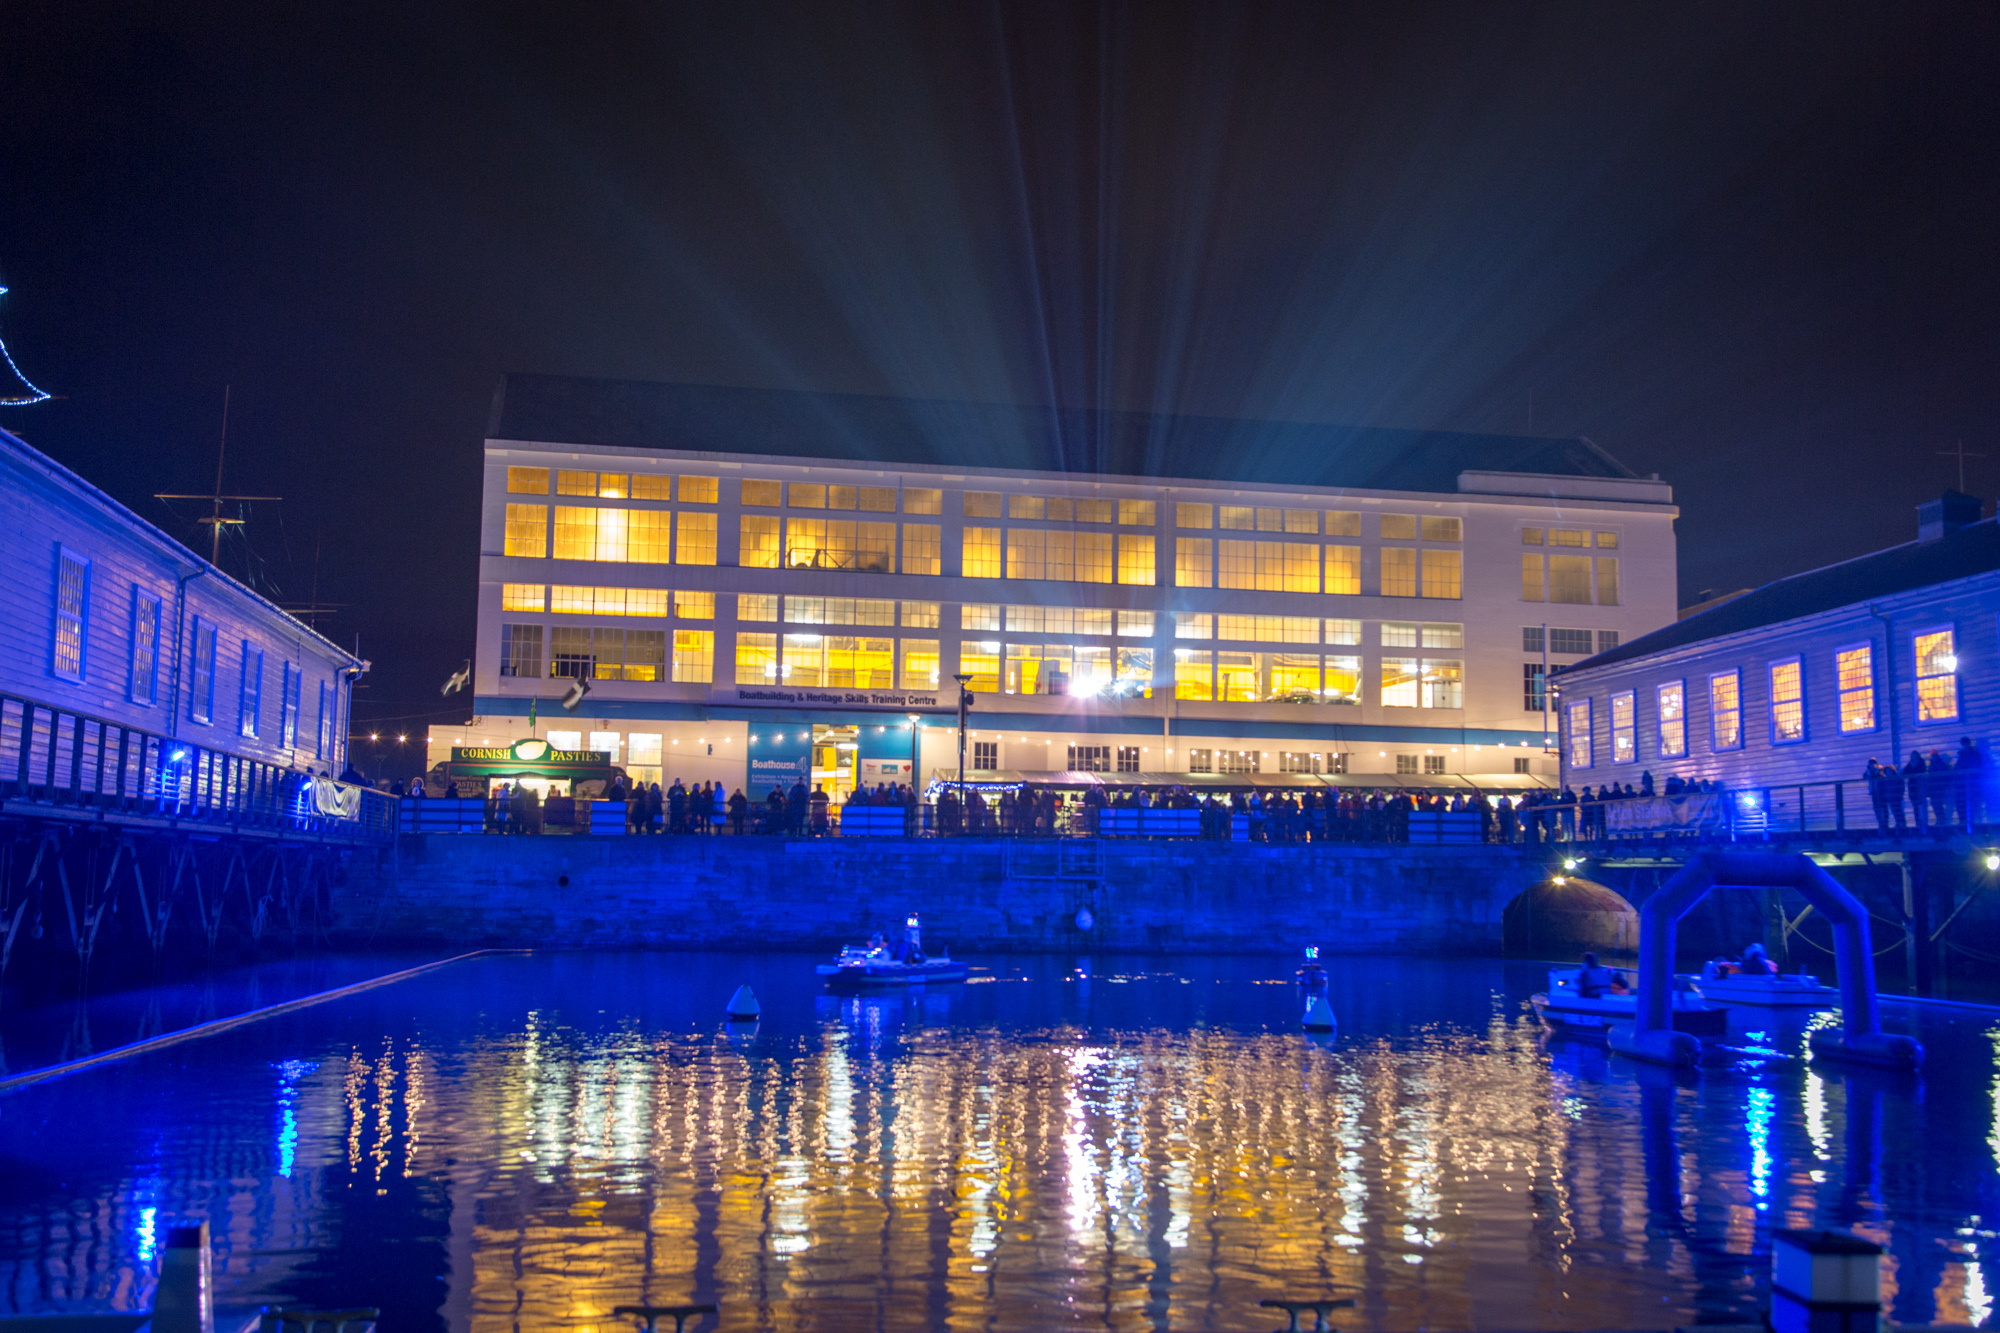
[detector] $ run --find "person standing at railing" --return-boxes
[1927,749,1955,830]
[1954,737,1985,830]
[1865,759,1895,831]
[1902,751,1929,833]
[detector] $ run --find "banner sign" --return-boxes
[448,737,613,777]
[727,687,941,709]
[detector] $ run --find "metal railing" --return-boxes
[0,691,395,843]
[1546,775,1997,847]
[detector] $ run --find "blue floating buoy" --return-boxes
[1075,907,1095,932]
[725,985,760,1021]
[1303,996,1337,1032]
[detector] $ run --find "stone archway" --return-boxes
[1608,850,1923,1069]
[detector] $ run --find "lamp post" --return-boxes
[906,713,920,786]
[953,674,973,794]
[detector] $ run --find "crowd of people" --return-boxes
[1863,738,1990,831]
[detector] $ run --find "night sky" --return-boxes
[3,3,1997,744]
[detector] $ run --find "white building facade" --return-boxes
[435,379,1680,798]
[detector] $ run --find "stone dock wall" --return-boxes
[336,836,1541,954]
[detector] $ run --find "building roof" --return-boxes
[488,374,1640,496]
[1564,516,2000,674]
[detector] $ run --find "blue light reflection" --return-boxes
[1746,1086,1775,1208]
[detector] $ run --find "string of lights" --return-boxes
[0,286,51,406]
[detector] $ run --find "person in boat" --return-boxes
[1575,951,1627,999]
[1739,942,1778,975]
[867,931,888,955]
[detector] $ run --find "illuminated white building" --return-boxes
[431,377,1679,796]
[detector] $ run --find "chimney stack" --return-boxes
[1917,490,1980,543]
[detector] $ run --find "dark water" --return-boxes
[0,952,1994,1332]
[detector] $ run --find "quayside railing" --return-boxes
[0,691,395,844]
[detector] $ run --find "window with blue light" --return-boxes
[1566,697,1592,769]
[190,620,217,724]
[52,547,90,682]
[240,642,263,739]
[281,662,301,748]
[130,589,161,705]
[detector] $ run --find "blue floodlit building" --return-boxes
[0,424,364,778]
[432,376,1683,799]
[1552,491,2000,798]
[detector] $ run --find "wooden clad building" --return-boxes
[1551,492,2000,796]
[0,424,363,773]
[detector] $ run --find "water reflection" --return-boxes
[1,955,1997,1333]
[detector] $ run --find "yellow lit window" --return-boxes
[1175,538,1212,587]
[504,504,548,557]
[1074,608,1113,635]
[855,599,895,626]
[961,604,1000,631]
[1549,555,1592,604]
[1325,656,1361,704]
[1175,614,1212,639]
[1046,498,1073,522]
[1596,531,1619,548]
[902,524,941,575]
[1916,629,1958,721]
[507,466,549,495]
[1277,541,1319,592]
[1770,658,1804,743]
[1269,653,1320,699]
[1550,528,1589,547]
[1117,610,1154,637]
[739,516,781,568]
[1074,531,1113,584]
[1421,516,1462,542]
[1116,647,1153,688]
[674,591,715,619]
[553,506,597,560]
[962,527,1002,578]
[1325,618,1361,646]
[1422,549,1463,599]
[677,476,719,504]
[550,584,595,613]
[1220,506,1254,531]
[1325,545,1360,596]
[625,589,671,617]
[958,640,1000,693]
[1255,509,1285,532]
[782,633,824,685]
[901,601,939,628]
[1522,527,1545,545]
[738,593,778,622]
[627,510,670,564]
[1522,554,1546,601]
[1423,660,1464,709]
[1837,646,1874,733]
[1119,499,1156,526]
[1075,499,1114,524]
[629,474,672,501]
[903,488,942,514]
[1218,540,1255,589]
[859,486,897,512]
[1381,514,1416,539]
[1595,557,1619,605]
[1173,649,1213,700]
[829,486,860,511]
[790,483,827,509]
[501,583,546,612]
[1380,658,1419,707]
[735,632,778,684]
[596,474,628,499]
[964,491,1002,518]
[1176,503,1213,529]
[900,639,939,689]
[556,470,597,496]
[1327,511,1360,537]
[1284,509,1318,534]
[1116,535,1155,586]
[622,629,667,681]
[821,636,891,689]
[596,507,630,561]
[785,518,851,569]
[673,512,715,565]
[1711,671,1743,749]
[1009,495,1044,520]
[857,521,896,573]
[742,479,781,506]
[1381,548,1418,596]
[1216,651,1259,702]
[1007,529,1044,580]
[672,630,713,683]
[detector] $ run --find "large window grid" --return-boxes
[1769,657,1805,744]
[53,548,89,682]
[239,643,263,739]
[1710,671,1743,751]
[1610,690,1635,763]
[1836,645,1875,733]
[1567,698,1592,768]
[130,590,160,706]
[1915,628,1958,722]
[1658,681,1687,757]
[500,624,543,678]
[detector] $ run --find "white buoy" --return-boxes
[725,985,761,1020]
[1302,996,1337,1032]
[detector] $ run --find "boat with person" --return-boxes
[1697,958,1839,1009]
[817,913,970,989]
[1531,965,1728,1037]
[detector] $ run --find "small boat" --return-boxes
[1697,960,1839,1009]
[817,914,970,989]
[1532,967,1728,1037]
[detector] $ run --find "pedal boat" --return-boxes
[1531,967,1728,1037]
[1696,960,1839,1009]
